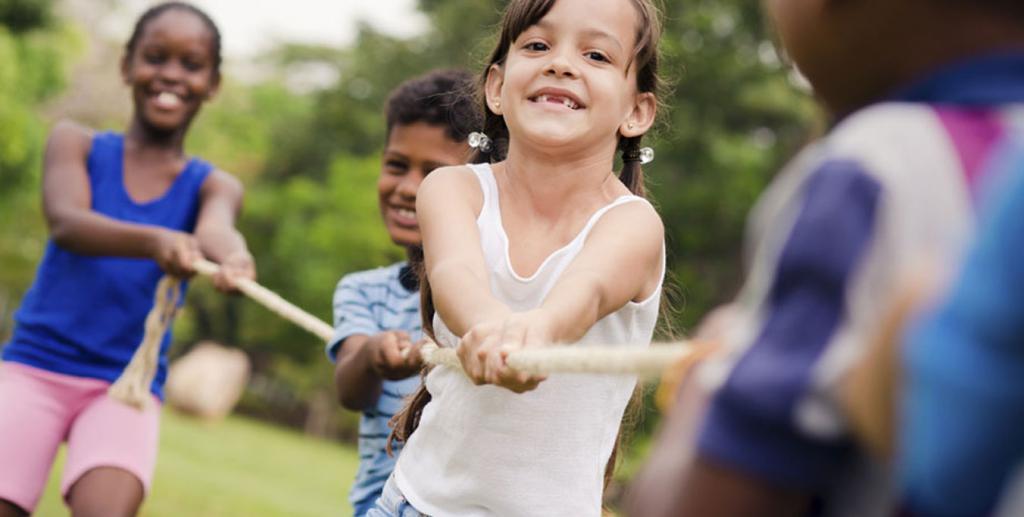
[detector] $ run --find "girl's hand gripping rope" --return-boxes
[210,249,256,294]
[458,310,552,393]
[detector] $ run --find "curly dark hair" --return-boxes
[385,69,479,144]
[124,2,221,78]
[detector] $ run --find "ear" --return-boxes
[120,53,132,85]
[206,72,222,100]
[619,91,657,138]
[484,63,504,116]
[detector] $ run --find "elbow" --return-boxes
[48,214,77,250]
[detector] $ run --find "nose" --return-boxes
[396,169,423,198]
[544,47,579,78]
[157,59,185,83]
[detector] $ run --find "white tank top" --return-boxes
[394,162,663,516]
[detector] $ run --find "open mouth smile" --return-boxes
[529,89,585,110]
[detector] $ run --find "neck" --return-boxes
[124,115,189,156]
[832,6,1024,117]
[500,137,621,217]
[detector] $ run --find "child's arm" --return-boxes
[42,120,200,277]
[328,275,422,410]
[417,166,512,334]
[194,170,255,291]
[333,332,423,410]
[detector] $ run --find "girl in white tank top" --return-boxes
[373,0,667,515]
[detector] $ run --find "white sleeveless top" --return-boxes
[394,163,663,516]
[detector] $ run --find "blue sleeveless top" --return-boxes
[2,132,213,398]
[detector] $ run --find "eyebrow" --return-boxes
[532,20,625,53]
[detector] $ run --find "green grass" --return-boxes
[35,409,359,517]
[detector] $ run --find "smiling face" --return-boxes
[486,0,655,153]
[379,122,471,248]
[122,8,220,134]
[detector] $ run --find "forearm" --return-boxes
[196,224,248,262]
[538,270,605,344]
[429,262,510,336]
[48,208,161,258]
[333,337,383,410]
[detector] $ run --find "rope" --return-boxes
[192,259,335,342]
[108,276,181,409]
[418,341,695,379]
[110,258,700,408]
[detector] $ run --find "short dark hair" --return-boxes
[385,69,478,144]
[124,2,222,77]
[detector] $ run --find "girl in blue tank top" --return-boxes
[0,3,254,516]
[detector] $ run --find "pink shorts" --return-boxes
[0,361,160,513]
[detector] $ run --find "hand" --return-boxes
[458,310,552,393]
[368,332,424,380]
[150,228,200,278]
[212,249,256,293]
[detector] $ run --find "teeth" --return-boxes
[155,92,182,108]
[396,208,416,220]
[534,93,578,110]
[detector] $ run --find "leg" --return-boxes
[67,467,143,517]
[62,392,160,516]
[0,499,27,517]
[0,363,76,515]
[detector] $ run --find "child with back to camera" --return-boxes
[327,68,477,517]
[629,0,1024,516]
[0,2,253,516]
[366,0,667,515]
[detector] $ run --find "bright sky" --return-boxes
[110,0,430,58]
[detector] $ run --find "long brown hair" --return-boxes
[390,0,665,488]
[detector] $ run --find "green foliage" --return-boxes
[0,8,80,340]
[0,0,53,33]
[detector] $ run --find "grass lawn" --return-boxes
[35,409,359,516]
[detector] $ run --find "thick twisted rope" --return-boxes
[108,276,182,409]
[110,258,698,408]
[191,259,335,342]
[418,341,694,379]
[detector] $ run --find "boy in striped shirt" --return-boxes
[326,69,476,517]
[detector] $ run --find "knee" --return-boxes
[68,467,144,517]
[0,499,29,517]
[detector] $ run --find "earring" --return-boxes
[628,123,635,130]
[494,100,501,110]
[623,146,655,165]
[468,131,492,153]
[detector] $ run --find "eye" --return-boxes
[143,50,165,65]
[181,57,205,72]
[585,51,610,63]
[523,41,549,52]
[385,160,408,174]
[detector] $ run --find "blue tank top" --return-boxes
[2,132,213,399]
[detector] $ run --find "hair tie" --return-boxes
[468,131,492,153]
[624,146,655,165]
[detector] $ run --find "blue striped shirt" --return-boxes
[326,262,422,514]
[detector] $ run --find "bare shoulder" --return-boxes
[46,119,93,156]
[202,168,244,196]
[594,198,665,246]
[418,164,482,210]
